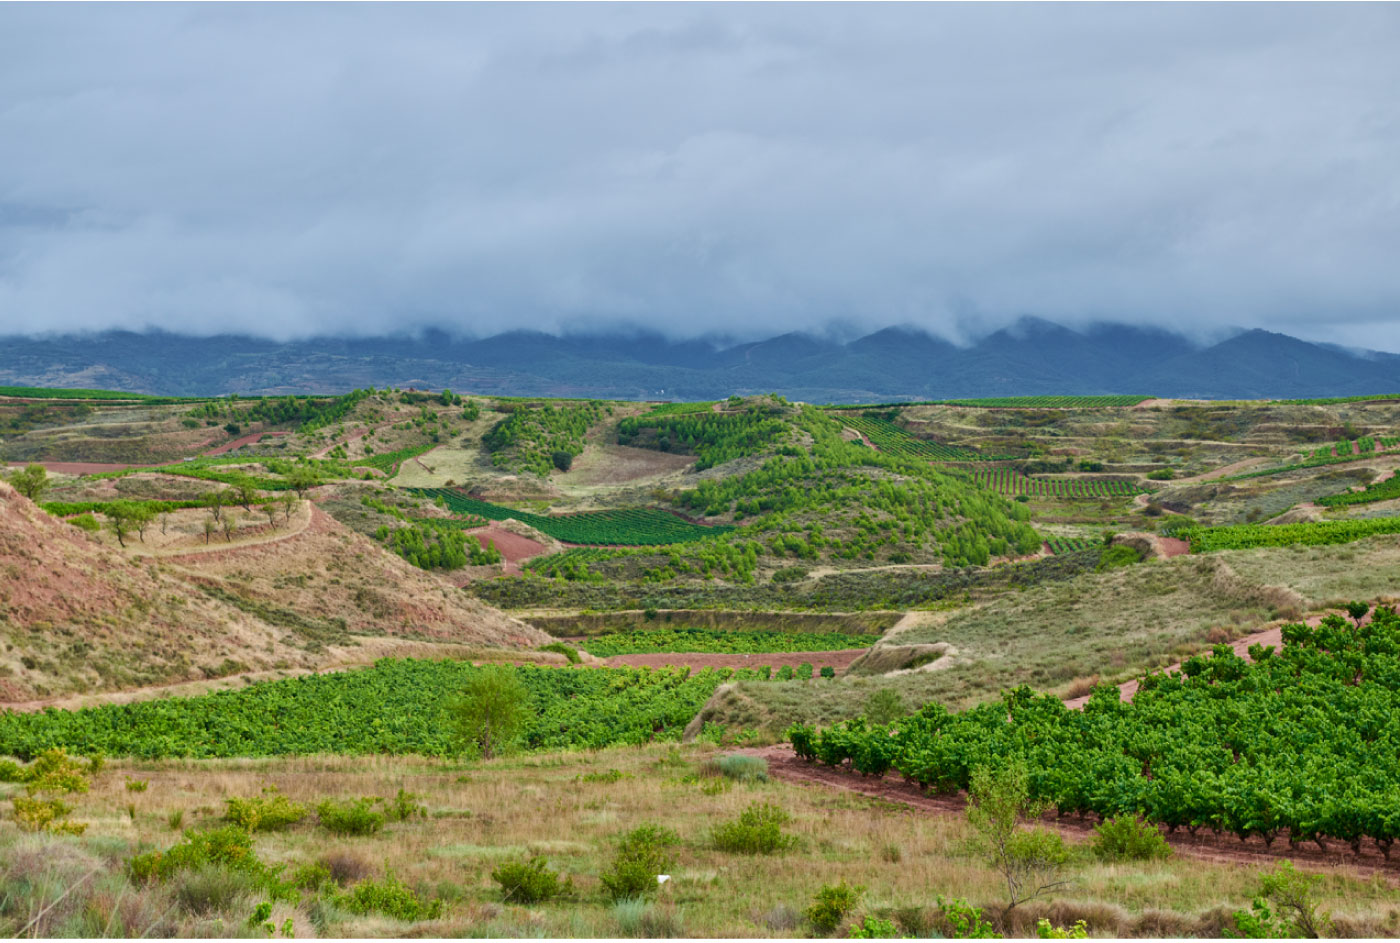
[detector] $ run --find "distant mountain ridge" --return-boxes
[2,318,1398,401]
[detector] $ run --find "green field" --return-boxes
[578,627,873,657]
[413,488,731,545]
[1180,516,1400,552]
[0,660,769,759]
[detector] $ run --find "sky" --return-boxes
[1,4,1398,350]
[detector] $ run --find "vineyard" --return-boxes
[522,547,646,579]
[1318,474,1400,508]
[1044,536,1096,555]
[973,469,1145,499]
[1226,438,1398,482]
[410,488,730,545]
[577,627,874,657]
[0,660,770,759]
[790,607,1400,853]
[837,413,984,461]
[353,443,436,475]
[1178,516,1400,552]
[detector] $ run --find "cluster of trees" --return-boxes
[617,406,792,469]
[374,522,501,570]
[482,400,608,477]
[186,389,373,433]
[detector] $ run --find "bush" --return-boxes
[539,641,581,663]
[316,798,385,836]
[383,787,427,822]
[1096,544,1143,572]
[850,915,901,938]
[491,855,571,903]
[1146,468,1174,480]
[612,899,685,938]
[321,851,374,885]
[337,874,443,921]
[174,864,260,915]
[551,450,574,472]
[807,881,863,934]
[864,688,905,726]
[713,754,768,783]
[12,795,85,834]
[1091,815,1172,862]
[771,566,808,583]
[820,665,836,679]
[711,802,796,855]
[125,778,149,792]
[600,824,679,901]
[128,825,268,883]
[70,513,101,532]
[224,790,308,832]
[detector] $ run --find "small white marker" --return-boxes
[657,874,671,885]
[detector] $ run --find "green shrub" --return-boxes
[70,513,101,532]
[612,899,685,938]
[864,688,905,726]
[1036,918,1088,938]
[491,855,571,903]
[776,665,794,681]
[711,802,796,855]
[224,790,308,832]
[291,861,334,891]
[936,897,999,938]
[128,825,268,883]
[125,778,149,792]
[1096,544,1143,571]
[316,798,384,836]
[1146,468,1174,480]
[383,787,427,822]
[337,874,443,921]
[1091,815,1172,861]
[819,665,836,679]
[174,864,260,915]
[807,881,863,934]
[12,795,85,834]
[797,662,814,680]
[714,754,768,783]
[539,642,581,663]
[600,824,679,901]
[771,566,808,583]
[850,915,901,938]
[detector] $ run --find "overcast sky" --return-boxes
[1,4,1398,349]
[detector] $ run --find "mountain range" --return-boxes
[2,319,1398,401]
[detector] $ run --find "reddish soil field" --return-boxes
[470,524,548,575]
[204,429,291,456]
[596,649,867,674]
[1158,536,1190,557]
[6,460,157,475]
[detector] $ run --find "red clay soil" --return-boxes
[6,460,155,475]
[469,524,548,575]
[203,429,291,456]
[597,649,868,673]
[1158,536,1190,557]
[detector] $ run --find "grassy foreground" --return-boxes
[3,744,1399,938]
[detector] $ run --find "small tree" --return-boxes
[551,450,573,472]
[1233,861,1331,939]
[221,513,238,542]
[967,760,1069,927]
[5,464,49,501]
[235,482,258,511]
[280,492,296,522]
[452,668,530,759]
[206,490,224,521]
[105,501,139,548]
[288,466,319,498]
[130,504,156,543]
[203,517,217,545]
[159,511,170,536]
[261,502,279,528]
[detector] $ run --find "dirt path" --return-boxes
[152,500,316,563]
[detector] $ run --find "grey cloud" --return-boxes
[0,4,1398,348]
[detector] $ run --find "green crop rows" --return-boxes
[1044,536,1096,554]
[1319,475,1400,508]
[578,627,874,657]
[838,414,984,462]
[410,488,730,546]
[790,608,1400,851]
[974,470,1144,499]
[1180,516,1400,552]
[0,660,770,759]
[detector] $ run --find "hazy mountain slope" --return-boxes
[3,322,1399,400]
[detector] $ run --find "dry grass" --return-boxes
[3,744,1398,938]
